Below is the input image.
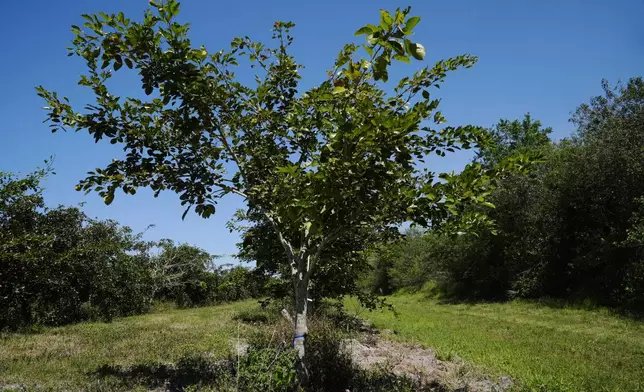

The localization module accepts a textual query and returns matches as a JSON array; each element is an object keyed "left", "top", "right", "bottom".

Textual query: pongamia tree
[{"left": 38, "top": 1, "right": 515, "bottom": 380}]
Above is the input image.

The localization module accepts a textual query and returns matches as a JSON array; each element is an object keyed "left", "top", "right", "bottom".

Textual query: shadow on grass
[
  {"left": 232, "top": 307, "right": 275, "bottom": 325},
  {"left": 91, "top": 355, "right": 234, "bottom": 391},
  {"left": 415, "top": 281, "right": 644, "bottom": 320},
  {"left": 90, "top": 352, "right": 450, "bottom": 392},
  {"left": 524, "top": 297, "right": 644, "bottom": 321},
  {"left": 89, "top": 304, "right": 455, "bottom": 392}
]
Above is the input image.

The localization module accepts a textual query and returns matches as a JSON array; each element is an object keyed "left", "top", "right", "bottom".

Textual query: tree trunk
[{"left": 293, "top": 276, "right": 310, "bottom": 385}]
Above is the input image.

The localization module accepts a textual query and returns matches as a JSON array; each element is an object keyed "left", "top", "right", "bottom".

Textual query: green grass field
[
  {"left": 346, "top": 293, "right": 644, "bottom": 392},
  {"left": 2, "top": 296, "right": 644, "bottom": 391},
  {"left": 0, "top": 300, "right": 259, "bottom": 390}
]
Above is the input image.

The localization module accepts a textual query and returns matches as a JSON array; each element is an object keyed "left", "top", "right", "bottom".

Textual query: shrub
[
  {"left": 0, "top": 174, "right": 158, "bottom": 330},
  {"left": 237, "top": 347, "right": 299, "bottom": 392},
  {"left": 0, "top": 168, "right": 271, "bottom": 331},
  {"left": 365, "top": 81, "right": 644, "bottom": 314}
]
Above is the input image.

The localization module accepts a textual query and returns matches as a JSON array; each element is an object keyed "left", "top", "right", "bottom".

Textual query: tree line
[
  {"left": 364, "top": 77, "right": 644, "bottom": 313},
  {"left": 0, "top": 167, "right": 266, "bottom": 331}
]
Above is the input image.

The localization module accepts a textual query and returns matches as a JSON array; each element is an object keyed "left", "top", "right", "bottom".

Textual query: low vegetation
[
  {"left": 347, "top": 292, "right": 644, "bottom": 391},
  {"left": 3, "top": 296, "right": 644, "bottom": 391},
  {"left": 0, "top": 301, "right": 261, "bottom": 389}
]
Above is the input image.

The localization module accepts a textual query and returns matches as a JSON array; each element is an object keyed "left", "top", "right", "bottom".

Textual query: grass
[
  {"left": 345, "top": 292, "right": 644, "bottom": 392},
  {"left": 3, "top": 296, "right": 644, "bottom": 391},
  {"left": 0, "top": 300, "right": 259, "bottom": 390}
]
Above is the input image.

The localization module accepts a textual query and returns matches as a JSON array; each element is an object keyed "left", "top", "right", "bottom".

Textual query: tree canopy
[{"left": 476, "top": 113, "right": 552, "bottom": 166}]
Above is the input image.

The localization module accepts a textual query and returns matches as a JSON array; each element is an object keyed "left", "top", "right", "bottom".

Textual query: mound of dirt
[{"left": 342, "top": 337, "right": 513, "bottom": 392}]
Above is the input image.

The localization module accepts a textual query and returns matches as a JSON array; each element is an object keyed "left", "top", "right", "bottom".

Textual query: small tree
[
  {"left": 38, "top": 1, "right": 510, "bottom": 380},
  {"left": 151, "top": 239, "right": 221, "bottom": 306}
]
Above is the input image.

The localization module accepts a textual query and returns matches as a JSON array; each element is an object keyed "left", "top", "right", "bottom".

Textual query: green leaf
[
  {"left": 410, "top": 43, "right": 425, "bottom": 60},
  {"left": 203, "top": 204, "right": 215, "bottom": 218},
  {"left": 114, "top": 61, "right": 123, "bottom": 71},
  {"left": 303, "top": 221, "right": 312, "bottom": 237},
  {"left": 389, "top": 40, "right": 405, "bottom": 56},
  {"left": 373, "top": 56, "right": 389, "bottom": 82},
  {"left": 277, "top": 166, "right": 297, "bottom": 174},
  {"left": 393, "top": 54, "right": 410, "bottom": 63},
  {"left": 367, "top": 32, "right": 380, "bottom": 46},
  {"left": 103, "top": 193, "right": 114, "bottom": 205},
  {"left": 404, "top": 16, "right": 421, "bottom": 33},
  {"left": 379, "top": 10, "right": 393, "bottom": 30},
  {"left": 391, "top": 27, "right": 405, "bottom": 39},
  {"left": 333, "top": 86, "right": 347, "bottom": 94},
  {"left": 404, "top": 39, "right": 414, "bottom": 55},
  {"left": 355, "top": 25, "right": 374, "bottom": 36}
]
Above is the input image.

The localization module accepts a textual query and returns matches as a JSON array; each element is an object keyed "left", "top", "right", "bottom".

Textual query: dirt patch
[{"left": 343, "top": 337, "right": 513, "bottom": 392}]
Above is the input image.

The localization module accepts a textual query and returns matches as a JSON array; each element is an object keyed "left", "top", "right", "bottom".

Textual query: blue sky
[{"left": 1, "top": 0, "right": 642, "bottom": 263}]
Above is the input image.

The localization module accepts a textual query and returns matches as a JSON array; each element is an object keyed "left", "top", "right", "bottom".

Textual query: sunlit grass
[
  {"left": 346, "top": 293, "right": 644, "bottom": 391},
  {"left": 3, "top": 295, "right": 644, "bottom": 391},
  {"left": 0, "top": 300, "right": 258, "bottom": 390}
]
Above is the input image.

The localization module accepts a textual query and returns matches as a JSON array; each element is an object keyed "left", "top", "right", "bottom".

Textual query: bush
[
  {"left": 0, "top": 168, "right": 269, "bottom": 331},
  {"left": 306, "top": 318, "right": 355, "bottom": 391},
  {"left": 367, "top": 231, "right": 504, "bottom": 301},
  {"left": 216, "top": 266, "right": 265, "bottom": 303},
  {"left": 237, "top": 347, "right": 299, "bottom": 392},
  {"left": 0, "top": 175, "right": 158, "bottom": 330}
]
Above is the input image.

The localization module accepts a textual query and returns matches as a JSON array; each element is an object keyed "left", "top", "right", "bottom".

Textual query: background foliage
[
  {"left": 365, "top": 78, "right": 644, "bottom": 312},
  {"left": 0, "top": 169, "right": 265, "bottom": 331}
]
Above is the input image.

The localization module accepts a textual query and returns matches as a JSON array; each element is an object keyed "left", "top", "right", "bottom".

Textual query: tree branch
[
  {"left": 304, "top": 229, "right": 344, "bottom": 281},
  {"left": 261, "top": 209, "right": 295, "bottom": 265},
  {"left": 212, "top": 180, "right": 248, "bottom": 199}
]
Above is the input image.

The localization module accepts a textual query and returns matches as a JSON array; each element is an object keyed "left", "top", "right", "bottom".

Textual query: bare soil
[{"left": 343, "top": 336, "right": 513, "bottom": 392}]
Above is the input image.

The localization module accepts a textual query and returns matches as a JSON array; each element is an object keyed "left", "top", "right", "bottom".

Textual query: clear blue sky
[{"left": 1, "top": 0, "right": 642, "bottom": 263}]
